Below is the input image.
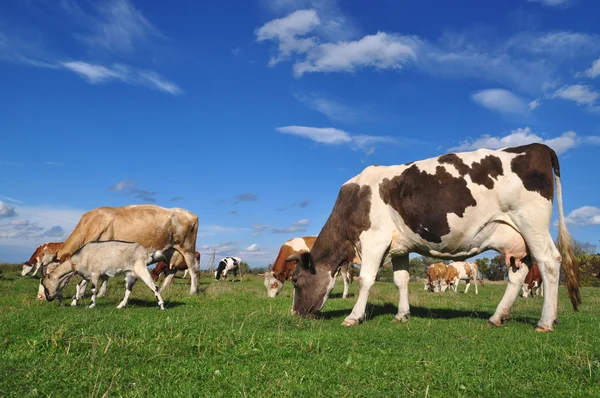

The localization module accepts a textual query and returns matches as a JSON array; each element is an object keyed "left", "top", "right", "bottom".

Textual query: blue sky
[{"left": 1, "top": 0, "right": 599, "bottom": 267}]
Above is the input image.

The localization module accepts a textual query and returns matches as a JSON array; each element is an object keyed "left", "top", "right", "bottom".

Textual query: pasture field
[{"left": 1, "top": 266, "right": 599, "bottom": 397}]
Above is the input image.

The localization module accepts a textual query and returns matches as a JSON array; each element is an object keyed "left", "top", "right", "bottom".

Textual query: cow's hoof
[
  {"left": 486, "top": 320, "right": 503, "bottom": 328},
  {"left": 535, "top": 325, "right": 554, "bottom": 332},
  {"left": 342, "top": 318, "right": 359, "bottom": 327},
  {"left": 88, "top": 304, "right": 95, "bottom": 309},
  {"left": 393, "top": 314, "right": 410, "bottom": 323},
  {"left": 70, "top": 301, "right": 77, "bottom": 307}
]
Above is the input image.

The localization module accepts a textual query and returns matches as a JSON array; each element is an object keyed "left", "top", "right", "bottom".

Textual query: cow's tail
[{"left": 550, "top": 147, "right": 581, "bottom": 311}]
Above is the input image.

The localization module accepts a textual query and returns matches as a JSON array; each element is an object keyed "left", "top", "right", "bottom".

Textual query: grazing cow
[
  {"left": 522, "top": 262, "right": 543, "bottom": 298},
  {"left": 215, "top": 257, "right": 242, "bottom": 281},
  {"left": 22, "top": 242, "right": 64, "bottom": 277},
  {"left": 150, "top": 251, "right": 201, "bottom": 293},
  {"left": 41, "top": 240, "right": 166, "bottom": 309},
  {"left": 425, "top": 262, "right": 448, "bottom": 292},
  {"left": 265, "top": 236, "right": 358, "bottom": 298},
  {"left": 444, "top": 262, "right": 482, "bottom": 295},
  {"left": 41, "top": 204, "right": 200, "bottom": 295},
  {"left": 288, "top": 143, "right": 580, "bottom": 332}
]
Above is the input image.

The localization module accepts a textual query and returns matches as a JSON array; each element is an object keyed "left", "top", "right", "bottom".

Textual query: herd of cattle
[{"left": 17, "top": 143, "right": 581, "bottom": 332}]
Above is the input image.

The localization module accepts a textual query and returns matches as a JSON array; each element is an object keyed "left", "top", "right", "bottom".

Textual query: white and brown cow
[
  {"left": 522, "top": 262, "right": 543, "bottom": 298},
  {"left": 265, "top": 236, "right": 358, "bottom": 298},
  {"left": 288, "top": 143, "right": 580, "bottom": 332},
  {"left": 425, "top": 262, "right": 448, "bottom": 292},
  {"left": 22, "top": 242, "right": 64, "bottom": 278},
  {"left": 443, "top": 261, "right": 482, "bottom": 295},
  {"left": 41, "top": 204, "right": 200, "bottom": 295}
]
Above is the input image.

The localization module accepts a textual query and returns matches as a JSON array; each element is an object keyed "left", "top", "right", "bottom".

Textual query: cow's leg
[
  {"left": 182, "top": 251, "right": 199, "bottom": 295},
  {"left": 341, "top": 265, "right": 351, "bottom": 299},
  {"left": 32, "top": 263, "right": 42, "bottom": 277},
  {"left": 117, "top": 274, "right": 137, "bottom": 309},
  {"left": 474, "top": 276, "right": 479, "bottom": 295},
  {"left": 159, "top": 271, "right": 176, "bottom": 294},
  {"left": 71, "top": 279, "right": 88, "bottom": 306},
  {"left": 464, "top": 278, "right": 471, "bottom": 294},
  {"left": 488, "top": 264, "right": 529, "bottom": 327},
  {"left": 540, "top": 282, "right": 544, "bottom": 298},
  {"left": 37, "top": 281, "right": 47, "bottom": 300},
  {"left": 342, "top": 233, "right": 389, "bottom": 327},
  {"left": 522, "top": 283, "right": 530, "bottom": 298},
  {"left": 88, "top": 274, "right": 100, "bottom": 309},
  {"left": 134, "top": 261, "right": 165, "bottom": 310},
  {"left": 97, "top": 276, "right": 108, "bottom": 298},
  {"left": 391, "top": 255, "right": 410, "bottom": 323},
  {"left": 183, "top": 269, "right": 189, "bottom": 279}
]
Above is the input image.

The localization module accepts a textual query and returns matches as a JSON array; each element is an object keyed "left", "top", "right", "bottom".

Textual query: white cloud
[
  {"left": 293, "top": 93, "right": 362, "bottom": 123},
  {"left": 449, "top": 127, "right": 580, "bottom": 155},
  {"left": 108, "top": 180, "right": 157, "bottom": 202},
  {"left": 472, "top": 89, "right": 529, "bottom": 115},
  {"left": 551, "top": 84, "right": 599, "bottom": 106},
  {"left": 0, "top": 201, "right": 17, "bottom": 218},
  {"left": 527, "top": 0, "right": 572, "bottom": 7},
  {"left": 276, "top": 125, "right": 395, "bottom": 155},
  {"left": 78, "top": 0, "right": 164, "bottom": 54},
  {"left": 1, "top": 196, "right": 22, "bottom": 204},
  {"left": 60, "top": 61, "right": 182, "bottom": 95},
  {"left": 564, "top": 206, "right": 600, "bottom": 226},
  {"left": 109, "top": 180, "right": 136, "bottom": 191},
  {"left": 529, "top": 98, "right": 542, "bottom": 111},
  {"left": 582, "top": 58, "right": 600, "bottom": 79},
  {"left": 294, "top": 219, "right": 310, "bottom": 226},
  {"left": 272, "top": 219, "right": 311, "bottom": 234},
  {"left": 245, "top": 244, "right": 261, "bottom": 252}
]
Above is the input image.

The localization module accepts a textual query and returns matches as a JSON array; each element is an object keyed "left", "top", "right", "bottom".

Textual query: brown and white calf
[
  {"left": 443, "top": 261, "right": 482, "bottom": 295},
  {"left": 41, "top": 240, "right": 166, "bottom": 310},
  {"left": 288, "top": 143, "right": 580, "bottom": 332},
  {"left": 150, "top": 251, "right": 201, "bottom": 293},
  {"left": 425, "top": 262, "right": 448, "bottom": 292},
  {"left": 522, "top": 262, "right": 543, "bottom": 298},
  {"left": 264, "top": 236, "right": 358, "bottom": 298}
]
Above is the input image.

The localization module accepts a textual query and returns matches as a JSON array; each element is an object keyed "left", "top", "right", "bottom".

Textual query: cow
[
  {"left": 215, "top": 257, "right": 242, "bottom": 281},
  {"left": 265, "top": 236, "right": 358, "bottom": 298},
  {"left": 150, "top": 251, "right": 201, "bottom": 293},
  {"left": 41, "top": 240, "right": 166, "bottom": 309},
  {"left": 522, "top": 262, "right": 543, "bottom": 298},
  {"left": 40, "top": 204, "right": 200, "bottom": 295},
  {"left": 287, "top": 143, "right": 580, "bottom": 332},
  {"left": 425, "top": 262, "right": 448, "bottom": 292},
  {"left": 22, "top": 242, "right": 64, "bottom": 278},
  {"left": 443, "top": 261, "right": 482, "bottom": 294}
]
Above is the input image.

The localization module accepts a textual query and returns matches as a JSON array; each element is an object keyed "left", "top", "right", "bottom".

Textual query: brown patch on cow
[
  {"left": 464, "top": 263, "right": 472, "bottom": 277},
  {"left": 26, "top": 242, "right": 64, "bottom": 265},
  {"left": 469, "top": 155, "right": 503, "bottom": 189},
  {"left": 379, "top": 165, "right": 477, "bottom": 243},
  {"left": 446, "top": 264, "right": 459, "bottom": 284},
  {"left": 59, "top": 253, "right": 72, "bottom": 263},
  {"left": 271, "top": 237, "right": 317, "bottom": 282},
  {"left": 438, "top": 154, "right": 469, "bottom": 176},
  {"left": 311, "top": 184, "right": 372, "bottom": 270},
  {"left": 503, "top": 144, "right": 556, "bottom": 200}
]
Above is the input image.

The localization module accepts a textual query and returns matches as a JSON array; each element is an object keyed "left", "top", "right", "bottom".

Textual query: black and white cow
[
  {"left": 287, "top": 143, "right": 580, "bottom": 332},
  {"left": 214, "top": 257, "right": 242, "bottom": 281}
]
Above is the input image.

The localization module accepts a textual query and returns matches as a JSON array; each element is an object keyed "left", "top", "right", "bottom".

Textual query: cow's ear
[
  {"left": 298, "top": 252, "right": 313, "bottom": 270},
  {"left": 59, "top": 253, "right": 71, "bottom": 263}
]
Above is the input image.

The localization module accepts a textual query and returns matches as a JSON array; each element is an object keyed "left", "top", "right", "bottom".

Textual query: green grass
[{"left": 1, "top": 267, "right": 599, "bottom": 397}]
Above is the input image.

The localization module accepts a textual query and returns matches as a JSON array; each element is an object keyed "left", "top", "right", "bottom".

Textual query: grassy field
[{"left": 1, "top": 265, "right": 599, "bottom": 397}]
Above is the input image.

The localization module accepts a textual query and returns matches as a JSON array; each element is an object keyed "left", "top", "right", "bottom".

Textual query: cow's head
[
  {"left": 21, "top": 262, "right": 34, "bottom": 276},
  {"left": 288, "top": 252, "right": 339, "bottom": 317},
  {"left": 214, "top": 261, "right": 226, "bottom": 280},
  {"left": 40, "top": 259, "right": 74, "bottom": 302},
  {"left": 264, "top": 271, "right": 284, "bottom": 298}
]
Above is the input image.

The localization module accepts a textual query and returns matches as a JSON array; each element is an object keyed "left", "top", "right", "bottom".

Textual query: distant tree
[
  {"left": 409, "top": 257, "right": 427, "bottom": 279},
  {"left": 475, "top": 258, "right": 490, "bottom": 279},
  {"left": 485, "top": 255, "right": 507, "bottom": 281},
  {"left": 239, "top": 261, "right": 250, "bottom": 276}
]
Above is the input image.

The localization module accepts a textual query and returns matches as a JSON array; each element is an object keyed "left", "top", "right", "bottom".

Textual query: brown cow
[
  {"left": 522, "top": 262, "right": 543, "bottom": 298},
  {"left": 264, "top": 236, "right": 358, "bottom": 298},
  {"left": 41, "top": 204, "right": 200, "bottom": 295},
  {"left": 150, "top": 251, "right": 201, "bottom": 293},
  {"left": 22, "top": 242, "right": 64, "bottom": 278},
  {"left": 444, "top": 262, "right": 482, "bottom": 294},
  {"left": 425, "top": 262, "right": 448, "bottom": 292}
]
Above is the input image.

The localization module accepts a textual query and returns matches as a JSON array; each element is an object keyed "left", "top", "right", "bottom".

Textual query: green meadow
[{"left": 1, "top": 265, "right": 599, "bottom": 397}]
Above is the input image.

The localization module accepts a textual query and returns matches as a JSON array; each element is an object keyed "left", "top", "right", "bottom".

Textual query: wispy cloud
[
  {"left": 449, "top": 127, "right": 587, "bottom": 155},
  {"left": 273, "top": 219, "right": 310, "bottom": 233},
  {"left": 108, "top": 180, "right": 157, "bottom": 202},
  {"left": 76, "top": 0, "right": 164, "bottom": 54},
  {"left": 234, "top": 193, "right": 258, "bottom": 204},
  {"left": 169, "top": 196, "right": 183, "bottom": 202},
  {"left": 472, "top": 89, "right": 530, "bottom": 115},
  {"left": 1, "top": 196, "right": 22, "bottom": 204},
  {"left": 563, "top": 206, "right": 600, "bottom": 226},
  {"left": 0, "top": 201, "right": 17, "bottom": 218},
  {"left": 60, "top": 61, "right": 182, "bottom": 95},
  {"left": 550, "top": 84, "right": 599, "bottom": 107},
  {"left": 276, "top": 125, "right": 397, "bottom": 155},
  {"left": 527, "top": 0, "right": 572, "bottom": 7},
  {"left": 581, "top": 58, "right": 600, "bottom": 79}
]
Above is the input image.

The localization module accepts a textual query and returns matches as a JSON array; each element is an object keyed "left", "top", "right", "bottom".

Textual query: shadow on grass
[
  {"left": 119, "top": 298, "right": 187, "bottom": 309},
  {"left": 329, "top": 293, "right": 355, "bottom": 299},
  {"left": 320, "top": 303, "right": 539, "bottom": 326}
]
